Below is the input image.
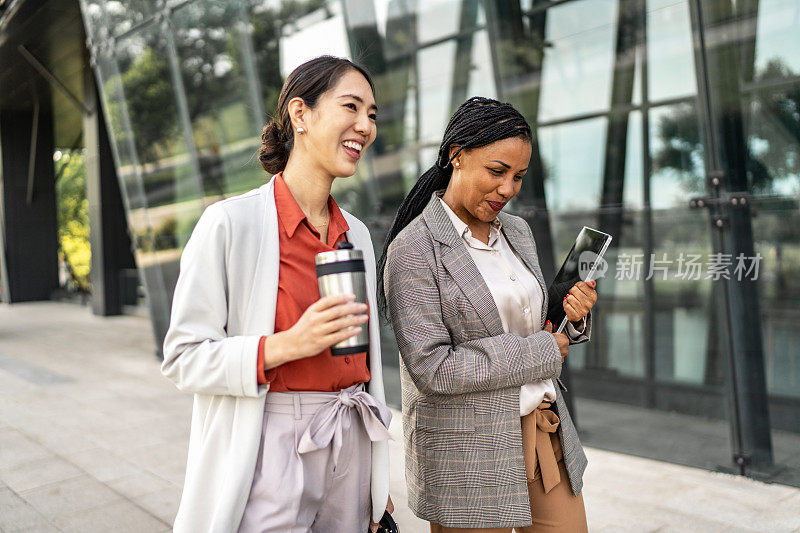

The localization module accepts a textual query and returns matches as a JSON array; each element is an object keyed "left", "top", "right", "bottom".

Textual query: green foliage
[
  {"left": 653, "top": 58, "right": 800, "bottom": 197},
  {"left": 119, "top": 48, "right": 177, "bottom": 161},
  {"left": 55, "top": 151, "right": 91, "bottom": 292}
]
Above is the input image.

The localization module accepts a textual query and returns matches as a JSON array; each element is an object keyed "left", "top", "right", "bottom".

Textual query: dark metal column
[
  {"left": 83, "top": 67, "right": 137, "bottom": 316},
  {"left": 688, "top": 0, "right": 773, "bottom": 472},
  {"left": 0, "top": 108, "right": 59, "bottom": 302}
]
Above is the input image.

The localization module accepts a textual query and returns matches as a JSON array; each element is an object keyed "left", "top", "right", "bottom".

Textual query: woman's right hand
[
  {"left": 263, "top": 294, "right": 368, "bottom": 369},
  {"left": 544, "top": 320, "right": 569, "bottom": 360}
]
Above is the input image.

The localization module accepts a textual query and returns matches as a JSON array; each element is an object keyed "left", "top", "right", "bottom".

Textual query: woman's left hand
[
  {"left": 369, "top": 494, "right": 394, "bottom": 532},
  {"left": 564, "top": 280, "right": 597, "bottom": 323}
]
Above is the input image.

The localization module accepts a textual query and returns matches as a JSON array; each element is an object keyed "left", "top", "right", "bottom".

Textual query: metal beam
[
  {"left": 17, "top": 45, "right": 92, "bottom": 115},
  {"left": 25, "top": 101, "right": 38, "bottom": 206}
]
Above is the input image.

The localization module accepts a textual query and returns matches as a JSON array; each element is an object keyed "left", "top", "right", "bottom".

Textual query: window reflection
[
  {"left": 754, "top": 0, "right": 800, "bottom": 80},
  {"left": 280, "top": 3, "right": 351, "bottom": 76},
  {"left": 540, "top": 118, "right": 607, "bottom": 212},
  {"left": 538, "top": 0, "right": 617, "bottom": 122},
  {"left": 651, "top": 209, "right": 720, "bottom": 386},
  {"left": 646, "top": 0, "right": 697, "bottom": 102},
  {"left": 745, "top": 81, "right": 800, "bottom": 399},
  {"left": 417, "top": 0, "right": 462, "bottom": 43},
  {"left": 649, "top": 102, "right": 704, "bottom": 209},
  {"left": 172, "top": 1, "right": 265, "bottom": 201}
]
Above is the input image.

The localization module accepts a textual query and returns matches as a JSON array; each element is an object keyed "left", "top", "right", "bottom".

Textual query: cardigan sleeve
[
  {"left": 161, "top": 203, "right": 263, "bottom": 397},
  {"left": 384, "top": 231, "right": 563, "bottom": 397}
]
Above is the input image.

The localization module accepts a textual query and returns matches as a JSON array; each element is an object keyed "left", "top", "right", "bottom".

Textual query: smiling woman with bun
[
  {"left": 379, "top": 97, "right": 597, "bottom": 532},
  {"left": 162, "top": 55, "right": 393, "bottom": 533}
]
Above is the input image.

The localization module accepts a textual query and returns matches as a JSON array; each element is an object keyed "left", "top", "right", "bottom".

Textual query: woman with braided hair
[
  {"left": 162, "top": 56, "right": 393, "bottom": 532},
  {"left": 379, "top": 97, "right": 596, "bottom": 532}
]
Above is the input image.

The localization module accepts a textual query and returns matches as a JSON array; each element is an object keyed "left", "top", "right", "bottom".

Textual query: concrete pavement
[{"left": 0, "top": 302, "right": 798, "bottom": 532}]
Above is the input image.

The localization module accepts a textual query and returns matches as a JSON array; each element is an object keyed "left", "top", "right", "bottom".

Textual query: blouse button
[
  {"left": 345, "top": 357, "right": 351, "bottom": 364},
  {"left": 510, "top": 274, "right": 517, "bottom": 281},
  {"left": 523, "top": 307, "right": 530, "bottom": 314}
]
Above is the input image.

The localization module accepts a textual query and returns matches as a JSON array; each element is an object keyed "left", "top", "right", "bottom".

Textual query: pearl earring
[
  {"left": 297, "top": 127, "right": 304, "bottom": 134},
  {"left": 454, "top": 162, "right": 460, "bottom": 167}
]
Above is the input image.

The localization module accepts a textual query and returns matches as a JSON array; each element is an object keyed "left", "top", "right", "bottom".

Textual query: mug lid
[{"left": 315, "top": 247, "right": 363, "bottom": 266}]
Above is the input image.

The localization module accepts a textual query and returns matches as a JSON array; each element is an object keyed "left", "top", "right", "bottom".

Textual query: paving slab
[
  {"left": 0, "top": 485, "right": 56, "bottom": 532},
  {"left": 18, "top": 475, "right": 122, "bottom": 519},
  {"left": 51, "top": 499, "right": 168, "bottom": 533}
]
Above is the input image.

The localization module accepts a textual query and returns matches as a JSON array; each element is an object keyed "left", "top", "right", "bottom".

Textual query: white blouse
[{"left": 439, "top": 197, "right": 582, "bottom": 416}]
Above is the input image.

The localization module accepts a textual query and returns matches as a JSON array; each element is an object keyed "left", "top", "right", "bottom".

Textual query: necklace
[{"left": 309, "top": 211, "right": 330, "bottom": 228}]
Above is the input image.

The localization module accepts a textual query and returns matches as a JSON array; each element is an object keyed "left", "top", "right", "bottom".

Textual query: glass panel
[
  {"left": 114, "top": 22, "right": 203, "bottom": 249},
  {"left": 746, "top": 88, "right": 800, "bottom": 400},
  {"left": 746, "top": 91, "right": 800, "bottom": 197},
  {"left": 249, "top": 1, "right": 332, "bottom": 121},
  {"left": 171, "top": 1, "right": 265, "bottom": 201},
  {"left": 93, "top": 52, "right": 145, "bottom": 212},
  {"left": 648, "top": 101, "right": 720, "bottom": 386},
  {"left": 539, "top": 118, "right": 607, "bottom": 212},
  {"left": 278, "top": 2, "right": 351, "bottom": 77},
  {"left": 93, "top": 47, "right": 160, "bottom": 311},
  {"left": 538, "top": 0, "right": 617, "bottom": 122},
  {"left": 625, "top": 111, "right": 645, "bottom": 209},
  {"left": 467, "top": 29, "right": 497, "bottom": 99},
  {"left": 649, "top": 102, "right": 705, "bottom": 209},
  {"left": 753, "top": 0, "right": 800, "bottom": 81},
  {"left": 753, "top": 202, "right": 800, "bottom": 399},
  {"left": 417, "top": 0, "right": 462, "bottom": 43},
  {"left": 650, "top": 210, "right": 720, "bottom": 386},
  {"left": 646, "top": 0, "right": 697, "bottom": 102},
  {"left": 418, "top": 41, "right": 457, "bottom": 144}
]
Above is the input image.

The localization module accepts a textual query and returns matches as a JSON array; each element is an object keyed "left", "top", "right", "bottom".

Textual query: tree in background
[{"left": 55, "top": 150, "right": 91, "bottom": 293}]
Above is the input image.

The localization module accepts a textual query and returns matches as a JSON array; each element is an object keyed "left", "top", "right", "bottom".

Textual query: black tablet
[{"left": 545, "top": 226, "right": 612, "bottom": 333}]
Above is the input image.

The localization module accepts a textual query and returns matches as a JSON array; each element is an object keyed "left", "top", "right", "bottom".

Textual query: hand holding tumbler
[{"left": 315, "top": 242, "right": 370, "bottom": 355}]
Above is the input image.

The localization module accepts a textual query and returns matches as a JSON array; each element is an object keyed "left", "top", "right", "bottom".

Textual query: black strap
[{"left": 315, "top": 259, "right": 365, "bottom": 277}]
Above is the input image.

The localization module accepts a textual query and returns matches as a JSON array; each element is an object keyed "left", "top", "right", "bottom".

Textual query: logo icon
[{"left": 578, "top": 251, "right": 608, "bottom": 281}]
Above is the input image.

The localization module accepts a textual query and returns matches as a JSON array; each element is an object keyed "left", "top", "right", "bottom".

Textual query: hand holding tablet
[{"left": 545, "top": 226, "right": 612, "bottom": 334}]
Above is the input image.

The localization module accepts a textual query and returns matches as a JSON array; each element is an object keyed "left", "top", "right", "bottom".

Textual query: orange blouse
[{"left": 256, "top": 173, "right": 370, "bottom": 391}]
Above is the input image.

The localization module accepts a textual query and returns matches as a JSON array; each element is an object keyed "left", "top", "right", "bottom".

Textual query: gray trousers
[{"left": 238, "top": 384, "right": 391, "bottom": 533}]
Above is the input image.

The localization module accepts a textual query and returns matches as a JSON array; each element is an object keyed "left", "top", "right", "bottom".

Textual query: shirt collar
[
  {"left": 437, "top": 195, "right": 502, "bottom": 247},
  {"left": 275, "top": 172, "right": 349, "bottom": 242}
]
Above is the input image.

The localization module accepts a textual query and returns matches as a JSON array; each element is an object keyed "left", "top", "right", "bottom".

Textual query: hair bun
[{"left": 259, "top": 118, "right": 290, "bottom": 174}]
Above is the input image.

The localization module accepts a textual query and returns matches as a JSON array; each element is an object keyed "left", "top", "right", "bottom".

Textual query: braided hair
[{"left": 376, "top": 96, "right": 532, "bottom": 317}]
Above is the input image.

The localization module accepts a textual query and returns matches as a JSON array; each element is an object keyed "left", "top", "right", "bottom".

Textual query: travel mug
[{"left": 315, "top": 242, "right": 369, "bottom": 355}]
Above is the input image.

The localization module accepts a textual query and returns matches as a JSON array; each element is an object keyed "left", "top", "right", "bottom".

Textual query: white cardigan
[{"left": 162, "top": 176, "right": 390, "bottom": 532}]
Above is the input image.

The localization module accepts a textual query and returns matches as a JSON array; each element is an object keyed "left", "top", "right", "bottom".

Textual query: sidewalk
[{"left": 0, "top": 302, "right": 798, "bottom": 532}]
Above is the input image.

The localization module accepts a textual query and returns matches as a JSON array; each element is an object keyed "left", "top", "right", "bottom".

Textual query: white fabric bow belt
[{"left": 296, "top": 385, "right": 393, "bottom": 465}]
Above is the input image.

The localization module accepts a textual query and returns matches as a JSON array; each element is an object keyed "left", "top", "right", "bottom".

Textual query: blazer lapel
[
  {"left": 423, "top": 195, "right": 505, "bottom": 337},
  {"left": 499, "top": 214, "right": 549, "bottom": 327}
]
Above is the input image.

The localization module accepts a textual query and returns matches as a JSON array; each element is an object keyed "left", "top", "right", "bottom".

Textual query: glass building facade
[{"left": 76, "top": 0, "right": 799, "bottom": 481}]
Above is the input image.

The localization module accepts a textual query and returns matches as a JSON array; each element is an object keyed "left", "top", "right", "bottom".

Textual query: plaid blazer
[{"left": 384, "top": 194, "right": 589, "bottom": 529}]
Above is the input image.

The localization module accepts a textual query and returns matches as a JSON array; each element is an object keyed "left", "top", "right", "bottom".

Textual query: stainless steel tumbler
[{"left": 315, "top": 242, "right": 369, "bottom": 356}]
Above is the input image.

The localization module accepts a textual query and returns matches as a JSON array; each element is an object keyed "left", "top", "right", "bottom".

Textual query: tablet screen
[{"left": 546, "top": 226, "right": 612, "bottom": 329}]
